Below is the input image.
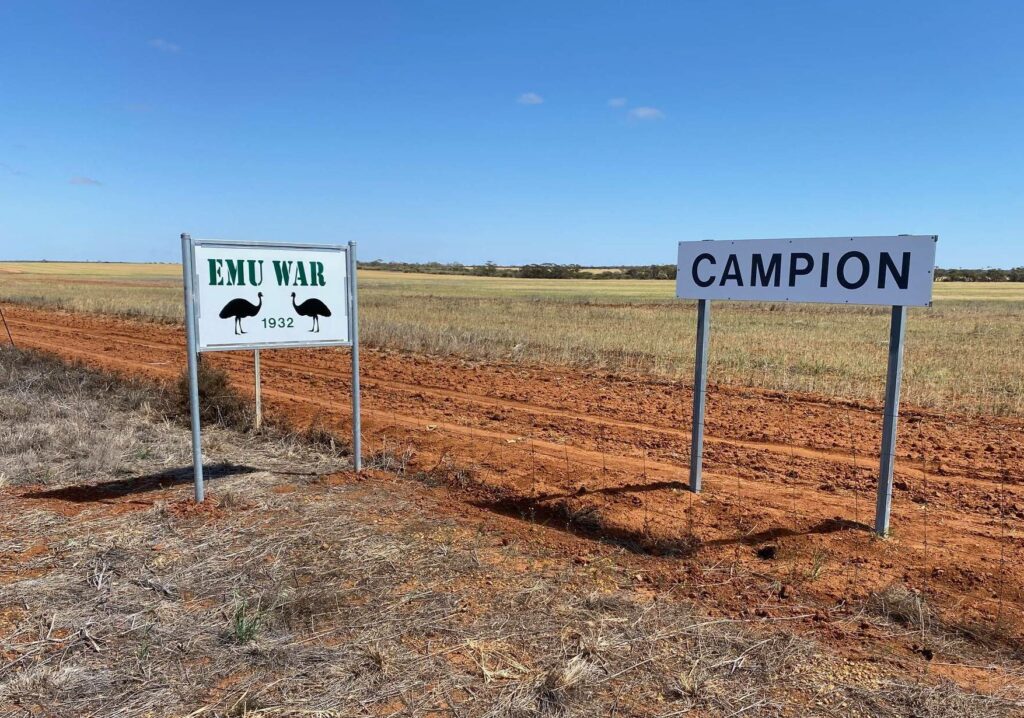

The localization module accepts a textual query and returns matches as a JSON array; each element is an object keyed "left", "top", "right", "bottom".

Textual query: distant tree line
[
  {"left": 361, "top": 260, "right": 1023, "bottom": 282},
  {"left": 361, "top": 260, "right": 680, "bottom": 280},
  {"left": 935, "top": 267, "right": 1024, "bottom": 282},
  {"left": 612, "top": 265, "right": 678, "bottom": 280},
  {"left": 359, "top": 260, "right": 490, "bottom": 276},
  {"left": 517, "top": 263, "right": 584, "bottom": 278}
]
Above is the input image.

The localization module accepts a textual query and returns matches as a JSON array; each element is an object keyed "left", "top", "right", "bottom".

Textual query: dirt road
[{"left": 5, "top": 304, "right": 1024, "bottom": 639}]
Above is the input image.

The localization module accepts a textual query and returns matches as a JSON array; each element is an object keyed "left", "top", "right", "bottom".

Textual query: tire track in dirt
[
  {"left": 9, "top": 311, "right": 1024, "bottom": 532},
  {"left": 6, "top": 313, "right": 1013, "bottom": 485},
  {"left": 2, "top": 333, "right": 789, "bottom": 498},
  {"left": 21, "top": 330, "right": 1012, "bottom": 544},
  {"left": 10, "top": 308, "right": 1024, "bottom": 534}
]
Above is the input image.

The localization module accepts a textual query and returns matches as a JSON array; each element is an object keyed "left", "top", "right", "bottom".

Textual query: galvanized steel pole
[
  {"left": 253, "top": 349, "right": 262, "bottom": 430},
  {"left": 689, "top": 299, "right": 711, "bottom": 493},
  {"left": 348, "top": 242, "right": 362, "bottom": 471},
  {"left": 875, "top": 305, "right": 907, "bottom": 536},
  {"left": 180, "top": 233, "right": 205, "bottom": 502}
]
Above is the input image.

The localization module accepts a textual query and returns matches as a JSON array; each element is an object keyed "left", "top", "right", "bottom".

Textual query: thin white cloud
[
  {"left": 517, "top": 92, "right": 544, "bottom": 105},
  {"left": 608, "top": 97, "right": 627, "bottom": 108},
  {"left": 149, "top": 38, "right": 180, "bottom": 53},
  {"left": 70, "top": 176, "right": 102, "bottom": 186},
  {"left": 628, "top": 106, "right": 665, "bottom": 120},
  {"left": 1, "top": 162, "right": 26, "bottom": 177}
]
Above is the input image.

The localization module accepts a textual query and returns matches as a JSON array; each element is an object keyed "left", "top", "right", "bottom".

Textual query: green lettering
[
  {"left": 247, "top": 260, "right": 264, "bottom": 286},
  {"left": 310, "top": 261, "right": 325, "bottom": 286},
  {"left": 295, "top": 262, "right": 308, "bottom": 286},
  {"left": 225, "top": 259, "right": 245, "bottom": 286},
  {"left": 272, "top": 260, "right": 293, "bottom": 286},
  {"left": 208, "top": 259, "right": 223, "bottom": 286}
]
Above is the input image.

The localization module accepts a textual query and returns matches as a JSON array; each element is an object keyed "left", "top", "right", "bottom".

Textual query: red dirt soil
[{"left": 5, "top": 304, "right": 1024, "bottom": 645}]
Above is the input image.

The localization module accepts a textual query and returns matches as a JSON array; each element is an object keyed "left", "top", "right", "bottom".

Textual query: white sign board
[
  {"left": 191, "top": 240, "right": 352, "bottom": 351},
  {"left": 676, "top": 236, "right": 937, "bottom": 306}
]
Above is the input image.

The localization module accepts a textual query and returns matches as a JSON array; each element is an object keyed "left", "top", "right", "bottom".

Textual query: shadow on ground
[
  {"left": 22, "top": 463, "right": 259, "bottom": 503},
  {"left": 474, "top": 489, "right": 867, "bottom": 559}
]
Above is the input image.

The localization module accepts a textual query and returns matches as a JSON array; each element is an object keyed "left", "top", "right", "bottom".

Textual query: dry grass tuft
[
  {"left": 0, "top": 347, "right": 170, "bottom": 486},
  {"left": 853, "top": 679, "right": 1017, "bottom": 718},
  {"left": 868, "top": 585, "right": 933, "bottom": 630},
  {"left": 488, "top": 655, "right": 602, "bottom": 718},
  {"left": 174, "top": 361, "right": 252, "bottom": 430}
]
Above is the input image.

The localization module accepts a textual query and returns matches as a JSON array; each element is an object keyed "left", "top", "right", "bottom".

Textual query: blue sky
[{"left": 1, "top": 1, "right": 1022, "bottom": 267}]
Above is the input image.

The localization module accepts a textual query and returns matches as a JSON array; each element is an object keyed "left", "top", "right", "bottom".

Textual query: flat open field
[
  {"left": 3, "top": 302, "right": 1024, "bottom": 644},
  {"left": 1, "top": 261, "right": 1023, "bottom": 414},
  {"left": 3, "top": 264, "right": 1024, "bottom": 711}
]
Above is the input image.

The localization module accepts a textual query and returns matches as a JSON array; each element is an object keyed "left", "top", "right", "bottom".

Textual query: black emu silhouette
[
  {"left": 219, "top": 292, "right": 262, "bottom": 335},
  {"left": 291, "top": 292, "right": 331, "bottom": 332}
]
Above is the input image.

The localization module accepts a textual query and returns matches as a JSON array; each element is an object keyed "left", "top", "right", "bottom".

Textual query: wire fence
[
  {"left": 197, "top": 344, "right": 1024, "bottom": 645},
  {"left": 324, "top": 372, "right": 1024, "bottom": 645},
  {"left": 8, "top": 302, "right": 1021, "bottom": 647}
]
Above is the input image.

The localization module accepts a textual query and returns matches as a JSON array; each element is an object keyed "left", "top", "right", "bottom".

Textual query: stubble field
[{"left": 1, "top": 261, "right": 1023, "bottom": 414}]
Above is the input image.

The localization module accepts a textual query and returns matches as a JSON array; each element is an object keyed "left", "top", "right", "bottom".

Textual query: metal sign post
[
  {"left": 180, "top": 233, "right": 362, "bottom": 501},
  {"left": 253, "top": 349, "right": 262, "bottom": 430},
  {"left": 181, "top": 233, "right": 205, "bottom": 502},
  {"left": 676, "top": 236, "right": 937, "bottom": 537},
  {"left": 689, "top": 299, "right": 710, "bottom": 492},
  {"left": 347, "top": 242, "right": 362, "bottom": 471},
  {"left": 875, "top": 305, "right": 907, "bottom": 536}
]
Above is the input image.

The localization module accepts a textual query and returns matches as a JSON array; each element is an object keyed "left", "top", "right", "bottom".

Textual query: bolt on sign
[
  {"left": 676, "top": 236, "right": 937, "bottom": 537},
  {"left": 180, "top": 235, "right": 362, "bottom": 502}
]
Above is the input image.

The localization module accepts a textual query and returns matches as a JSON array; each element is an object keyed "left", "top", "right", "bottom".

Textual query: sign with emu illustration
[
  {"left": 191, "top": 240, "right": 352, "bottom": 351},
  {"left": 676, "top": 236, "right": 937, "bottom": 306}
]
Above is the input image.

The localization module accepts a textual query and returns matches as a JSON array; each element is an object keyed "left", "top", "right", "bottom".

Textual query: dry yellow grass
[{"left": 1, "top": 261, "right": 1022, "bottom": 415}]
